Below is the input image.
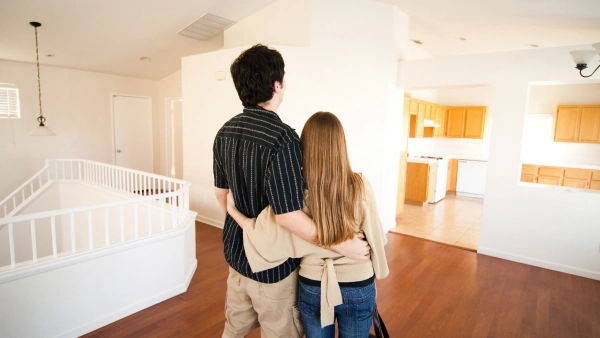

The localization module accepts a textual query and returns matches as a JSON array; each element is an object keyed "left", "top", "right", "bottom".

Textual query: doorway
[
  {"left": 165, "top": 97, "right": 183, "bottom": 179},
  {"left": 112, "top": 95, "right": 153, "bottom": 173}
]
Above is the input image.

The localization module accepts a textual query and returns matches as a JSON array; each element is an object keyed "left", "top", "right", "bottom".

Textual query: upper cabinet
[
  {"left": 554, "top": 105, "right": 600, "bottom": 144},
  {"left": 406, "top": 95, "right": 487, "bottom": 140},
  {"left": 444, "top": 106, "right": 487, "bottom": 139}
]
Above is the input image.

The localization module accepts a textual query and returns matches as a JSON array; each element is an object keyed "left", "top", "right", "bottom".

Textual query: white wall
[
  {"left": 223, "top": 0, "right": 312, "bottom": 49},
  {"left": 522, "top": 83, "right": 600, "bottom": 166},
  {"left": 408, "top": 85, "right": 495, "bottom": 160},
  {"left": 0, "top": 60, "right": 161, "bottom": 200},
  {"left": 157, "top": 70, "right": 183, "bottom": 176},
  {"left": 400, "top": 45, "right": 600, "bottom": 280},
  {"left": 183, "top": 0, "right": 406, "bottom": 230}
]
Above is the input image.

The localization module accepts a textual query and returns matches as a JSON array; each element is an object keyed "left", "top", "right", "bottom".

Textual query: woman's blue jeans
[{"left": 298, "top": 280, "right": 376, "bottom": 338}]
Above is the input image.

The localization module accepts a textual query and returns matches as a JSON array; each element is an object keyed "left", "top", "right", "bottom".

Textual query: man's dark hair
[{"left": 230, "top": 44, "right": 285, "bottom": 107}]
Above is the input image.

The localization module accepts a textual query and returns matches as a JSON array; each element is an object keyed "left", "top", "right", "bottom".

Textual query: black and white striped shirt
[{"left": 213, "top": 106, "right": 304, "bottom": 283}]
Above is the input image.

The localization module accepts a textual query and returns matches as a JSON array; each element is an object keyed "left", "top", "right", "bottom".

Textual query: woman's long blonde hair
[{"left": 301, "top": 112, "right": 364, "bottom": 247}]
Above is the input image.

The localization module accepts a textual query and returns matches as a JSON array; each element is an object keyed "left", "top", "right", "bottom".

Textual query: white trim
[
  {"left": 110, "top": 94, "right": 154, "bottom": 172},
  {"left": 477, "top": 246, "right": 600, "bottom": 281},
  {"left": 456, "top": 192, "right": 484, "bottom": 199},
  {"left": 50, "top": 259, "right": 197, "bottom": 338},
  {"left": 195, "top": 213, "right": 224, "bottom": 228}
]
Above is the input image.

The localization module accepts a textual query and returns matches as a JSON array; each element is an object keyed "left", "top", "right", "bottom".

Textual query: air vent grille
[{"left": 178, "top": 13, "right": 236, "bottom": 41}]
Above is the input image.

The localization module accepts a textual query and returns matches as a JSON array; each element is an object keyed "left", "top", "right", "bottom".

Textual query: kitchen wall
[
  {"left": 182, "top": 0, "right": 406, "bottom": 230},
  {"left": 521, "top": 83, "right": 600, "bottom": 166},
  {"left": 0, "top": 60, "right": 161, "bottom": 201},
  {"left": 407, "top": 85, "right": 495, "bottom": 160},
  {"left": 400, "top": 45, "right": 600, "bottom": 280}
]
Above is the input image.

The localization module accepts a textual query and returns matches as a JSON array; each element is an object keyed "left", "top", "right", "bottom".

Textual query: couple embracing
[{"left": 213, "top": 44, "right": 389, "bottom": 338}]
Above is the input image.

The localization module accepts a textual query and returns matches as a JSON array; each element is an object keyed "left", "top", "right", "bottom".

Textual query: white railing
[{"left": 0, "top": 159, "right": 191, "bottom": 271}]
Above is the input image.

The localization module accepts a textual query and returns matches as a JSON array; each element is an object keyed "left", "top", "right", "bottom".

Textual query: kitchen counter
[{"left": 409, "top": 154, "right": 488, "bottom": 162}]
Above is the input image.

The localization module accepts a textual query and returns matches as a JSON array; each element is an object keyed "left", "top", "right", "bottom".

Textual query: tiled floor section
[{"left": 390, "top": 194, "right": 483, "bottom": 250}]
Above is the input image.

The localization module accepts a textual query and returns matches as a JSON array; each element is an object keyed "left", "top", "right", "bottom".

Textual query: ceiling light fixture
[
  {"left": 29, "top": 22, "right": 55, "bottom": 136},
  {"left": 569, "top": 42, "right": 600, "bottom": 78}
]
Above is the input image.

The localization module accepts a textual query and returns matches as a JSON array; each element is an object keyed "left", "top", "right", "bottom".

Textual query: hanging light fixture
[
  {"left": 29, "top": 21, "right": 55, "bottom": 136},
  {"left": 569, "top": 42, "right": 600, "bottom": 78}
]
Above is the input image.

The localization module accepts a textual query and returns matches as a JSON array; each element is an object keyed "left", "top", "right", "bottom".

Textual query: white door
[{"left": 113, "top": 96, "right": 153, "bottom": 172}]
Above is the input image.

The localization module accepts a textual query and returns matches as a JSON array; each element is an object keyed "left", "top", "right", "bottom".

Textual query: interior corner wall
[
  {"left": 183, "top": 0, "right": 406, "bottom": 230},
  {"left": 223, "top": 0, "right": 312, "bottom": 49},
  {"left": 157, "top": 70, "right": 183, "bottom": 176},
  {"left": 0, "top": 60, "right": 160, "bottom": 200},
  {"left": 399, "top": 46, "right": 600, "bottom": 280}
]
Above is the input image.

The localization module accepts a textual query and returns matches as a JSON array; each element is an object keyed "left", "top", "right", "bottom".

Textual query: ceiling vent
[{"left": 178, "top": 13, "right": 236, "bottom": 41}]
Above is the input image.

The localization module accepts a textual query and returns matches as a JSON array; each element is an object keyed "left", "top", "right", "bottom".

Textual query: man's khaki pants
[{"left": 224, "top": 267, "right": 304, "bottom": 338}]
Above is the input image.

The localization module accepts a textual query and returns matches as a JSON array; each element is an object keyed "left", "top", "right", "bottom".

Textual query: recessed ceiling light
[
  {"left": 139, "top": 56, "right": 151, "bottom": 61},
  {"left": 411, "top": 39, "right": 423, "bottom": 45},
  {"left": 46, "top": 54, "right": 55, "bottom": 57},
  {"left": 530, "top": 44, "right": 539, "bottom": 48},
  {"left": 459, "top": 37, "right": 467, "bottom": 41}
]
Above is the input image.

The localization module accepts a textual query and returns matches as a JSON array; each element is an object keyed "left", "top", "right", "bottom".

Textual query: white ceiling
[
  {"left": 0, "top": 0, "right": 276, "bottom": 80},
  {"left": 383, "top": 0, "right": 600, "bottom": 59},
  {"left": 2, "top": 0, "right": 599, "bottom": 80}
]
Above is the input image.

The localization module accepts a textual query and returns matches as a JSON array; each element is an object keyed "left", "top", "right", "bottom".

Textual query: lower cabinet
[{"left": 521, "top": 164, "right": 600, "bottom": 191}]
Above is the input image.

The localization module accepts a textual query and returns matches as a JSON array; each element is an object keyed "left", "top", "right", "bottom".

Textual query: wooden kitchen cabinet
[
  {"left": 579, "top": 107, "right": 600, "bottom": 143},
  {"left": 444, "top": 106, "right": 487, "bottom": 139},
  {"left": 425, "top": 104, "right": 433, "bottom": 120},
  {"left": 409, "top": 100, "right": 419, "bottom": 115},
  {"left": 521, "top": 164, "right": 600, "bottom": 191},
  {"left": 434, "top": 105, "right": 446, "bottom": 138},
  {"left": 445, "top": 108, "right": 465, "bottom": 138},
  {"left": 405, "top": 162, "right": 437, "bottom": 206},
  {"left": 554, "top": 105, "right": 600, "bottom": 144},
  {"left": 464, "top": 108, "right": 487, "bottom": 139},
  {"left": 447, "top": 159, "right": 458, "bottom": 192}
]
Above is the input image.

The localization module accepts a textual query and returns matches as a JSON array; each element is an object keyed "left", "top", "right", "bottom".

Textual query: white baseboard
[
  {"left": 477, "top": 246, "right": 600, "bottom": 281},
  {"left": 55, "top": 260, "right": 198, "bottom": 338},
  {"left": 195, "top": 213, "right": 224, "bottom": 229}
]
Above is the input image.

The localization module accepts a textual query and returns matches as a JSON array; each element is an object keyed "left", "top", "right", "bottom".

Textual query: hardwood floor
[{"left": 84, "top": 222, "right": 600, "bottom": 338}]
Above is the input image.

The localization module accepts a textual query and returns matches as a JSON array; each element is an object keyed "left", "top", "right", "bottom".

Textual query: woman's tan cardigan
[{"left": 242, "top": 175, "right": 389, "bottom": 327}]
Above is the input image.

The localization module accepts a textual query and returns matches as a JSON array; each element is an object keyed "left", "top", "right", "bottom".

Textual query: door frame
[
  {"left": 164, "top": 97, "right": 181, "bottom": 178},
  {"left": 109, "top": 93, "right": 154, "bottom": 171}
]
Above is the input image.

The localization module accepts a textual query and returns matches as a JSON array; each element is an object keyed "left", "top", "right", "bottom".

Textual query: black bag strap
[{"left": 370, "top": 306, "right": 390, "bottom": 338}]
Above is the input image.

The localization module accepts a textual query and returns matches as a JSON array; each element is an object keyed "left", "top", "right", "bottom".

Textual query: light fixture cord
[{"left": 34, "top": 25, "right": 43, "bottom": 120}]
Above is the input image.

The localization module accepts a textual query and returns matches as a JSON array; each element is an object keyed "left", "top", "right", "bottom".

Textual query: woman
[{"left": 227, "top": 112, "right": 389, "bottom": 337}]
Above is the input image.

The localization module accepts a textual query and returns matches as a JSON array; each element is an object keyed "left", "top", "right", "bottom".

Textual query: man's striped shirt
[{"left": 213, "top": 106, "right": 304, "bottom": 283}]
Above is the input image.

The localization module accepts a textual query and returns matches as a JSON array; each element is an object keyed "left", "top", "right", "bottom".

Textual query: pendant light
[{"left": 29, "top": 22, "right": 55, "bottom": 136}]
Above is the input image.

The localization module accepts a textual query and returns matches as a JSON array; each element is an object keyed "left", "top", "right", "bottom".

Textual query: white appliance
[
  {"left": 456, "top": 160, "right": 488, "bottom": 198},
  {"left": 417, "top": 156, "right": 448, "bottom": 203}
]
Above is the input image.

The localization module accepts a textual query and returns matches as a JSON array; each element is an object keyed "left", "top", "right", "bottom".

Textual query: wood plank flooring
[{"left": 83, "top": 222, "right": 600, "bottom": 338}]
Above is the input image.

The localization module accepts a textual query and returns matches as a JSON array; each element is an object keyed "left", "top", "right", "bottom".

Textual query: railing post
[
  {"left": 31, "top": 219, "right": 37, "bottom": 263},
  {"left": 119, "top": 205, "right": 125, "bottom": 242},
  {"left": 51, "top": 216, "right": 57, "bottom": 258},
  {"left": 70, "top": 213, "right": 76, "bottom": 254},
  {"left": 134, "top": 203, "right": 139, "bottom": 239},
  {"left": 104, "top": 207, "right": 110, "bottom": 246},
  {"left": 147, "top": 200, "right": 152, "bottom": 235},
  {"left": 88, "top": 210, "right": 94, "bottom": 250},
  {"left": 78, "top": 161, "right": 82, "bottom": 180},
  {"left": 8, "top": 223, "right": 15, "bottom": 268}
]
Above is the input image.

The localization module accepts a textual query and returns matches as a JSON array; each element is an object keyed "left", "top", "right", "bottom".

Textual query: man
[{"left": 213, "top": 44, "right": 370, "bottom": 338}]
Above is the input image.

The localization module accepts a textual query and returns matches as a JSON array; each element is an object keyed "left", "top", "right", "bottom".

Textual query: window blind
[{"left": 0, "top": 84, "right": 20, "bottom": 119}]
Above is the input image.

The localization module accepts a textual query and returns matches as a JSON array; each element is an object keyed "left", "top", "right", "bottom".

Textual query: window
[{"left": 0, "top": 83, "right": 20, "bottom": 119}]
